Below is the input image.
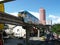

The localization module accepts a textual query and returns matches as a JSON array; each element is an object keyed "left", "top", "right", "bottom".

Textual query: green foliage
[{"left": 52, "top": 24, "right": 60, "bottom": 34}]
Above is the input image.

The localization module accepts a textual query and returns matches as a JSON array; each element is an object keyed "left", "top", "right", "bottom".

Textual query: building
[{"left": 39, "top": 8, "right": 46, "bottom": 25}]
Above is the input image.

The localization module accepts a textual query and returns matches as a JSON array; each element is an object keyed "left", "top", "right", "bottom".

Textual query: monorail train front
[{"left": 18, "top": 11, "right": 39, "bottom": 25}]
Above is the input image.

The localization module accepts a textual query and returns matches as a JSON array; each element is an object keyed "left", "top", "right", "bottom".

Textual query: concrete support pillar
[
  {"left": 37, "top": 29, "right": 40, "bottom": 37},
  {"left": 25, "top": 24, "right": 31, "bottom": 45},
  {"left": 26, "top": 29, "right": 29, "bottom": 45}
]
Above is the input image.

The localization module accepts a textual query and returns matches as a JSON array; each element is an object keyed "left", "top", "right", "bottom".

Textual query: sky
[{"left": 4, "top": 0, "right": 60, "bottom": 24}]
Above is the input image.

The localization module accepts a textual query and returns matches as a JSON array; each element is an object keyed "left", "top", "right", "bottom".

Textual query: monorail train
[{"left": 18, "top": 11, "right": 39, "bottom": 24}]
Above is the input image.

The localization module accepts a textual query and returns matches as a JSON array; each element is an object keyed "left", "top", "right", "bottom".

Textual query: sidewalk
[{"left": 29, "top": 36, "right": 46, "bottom": 41}]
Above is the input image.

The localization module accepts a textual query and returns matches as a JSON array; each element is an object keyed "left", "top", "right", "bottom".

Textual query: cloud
[
  {"left": 9, "top": 12, "right": 18, "bottom": 17},
  {"left": 49, "top": 14, "right": 60, "bottom": 19},
  {"left": 29, "top": 11, "right": 39, "bottom": 20},
  {"left": 48, "top": 14, "right": 60, "bottom": 24},
  {"left": 49, "top": 14, "right": 58, "bottom": 19}
]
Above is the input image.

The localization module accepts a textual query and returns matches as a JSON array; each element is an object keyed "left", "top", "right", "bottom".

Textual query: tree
[{"left": 52, "top": 24, "right": 60, "bottom": 34}]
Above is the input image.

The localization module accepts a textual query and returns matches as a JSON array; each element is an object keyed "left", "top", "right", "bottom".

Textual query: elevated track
[{"left": 0, "top": 12, "right": 25, "bottom": 26}]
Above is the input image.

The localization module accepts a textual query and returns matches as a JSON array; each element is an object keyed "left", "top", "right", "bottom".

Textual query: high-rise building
[{"left": 39, "top": 8, "right": 46, "bottom": 25}]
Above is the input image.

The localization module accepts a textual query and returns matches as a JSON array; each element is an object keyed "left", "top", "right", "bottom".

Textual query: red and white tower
[{"left": 39, "top": 8, "right": 46, "bottom": 25}]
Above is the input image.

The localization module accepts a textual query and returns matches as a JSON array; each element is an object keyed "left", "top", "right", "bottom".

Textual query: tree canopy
[{"left": 52, "top": 24, "right": 60, "bottom": 34}]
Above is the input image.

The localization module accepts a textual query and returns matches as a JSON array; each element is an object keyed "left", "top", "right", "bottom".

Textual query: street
[
  {"left": 4, "top": 38, "right": 25, "bottom": 45},
  {"left": 3, "top": 38, "right": 60, "bottom": 45}
]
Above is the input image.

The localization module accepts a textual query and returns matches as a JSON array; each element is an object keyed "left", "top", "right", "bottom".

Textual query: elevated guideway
[{"left": 0, "top": 12, "right": 25, "bottom": 26}]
